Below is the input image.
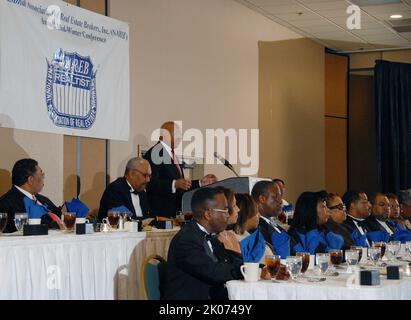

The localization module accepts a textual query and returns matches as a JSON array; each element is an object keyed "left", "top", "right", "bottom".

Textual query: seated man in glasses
[
  {"left": 98, "top": 157, "right": 151, "bottom": 220},
  {"left": 323, "top": 193, "right": 355, "bottom": 250},
  {"left": 0, "top": 158, "right": 62, "bottom": 233},
  {"left": 163, "top": 187, "right": 243, "bottom": 300}
]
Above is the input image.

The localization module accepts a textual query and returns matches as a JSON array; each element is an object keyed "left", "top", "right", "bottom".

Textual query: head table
[{"left": 0, "top": 227, "right": 179, "bottom": 300}]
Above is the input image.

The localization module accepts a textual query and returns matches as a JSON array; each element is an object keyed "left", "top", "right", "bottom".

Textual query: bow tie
[
  {"left": 130, "top": 189, "right": 138, "bottom": 195},
  {"left": 204, "top": 233, "right": 217, "bottom": 241}
]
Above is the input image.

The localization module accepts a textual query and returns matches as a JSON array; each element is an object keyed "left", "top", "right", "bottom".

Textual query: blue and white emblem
[{"left": 45, "top": 49, "right": 97, "bottom": 129}]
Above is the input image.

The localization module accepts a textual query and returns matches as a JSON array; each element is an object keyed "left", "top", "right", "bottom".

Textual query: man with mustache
[{"left": 98, "top": 157, "right": 151, "bottom": 220}]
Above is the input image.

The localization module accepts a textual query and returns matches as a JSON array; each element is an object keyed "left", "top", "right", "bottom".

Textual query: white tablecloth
[
  {"left": 227, "top": 273, "right": 411, "bottom": 300},
  {"left": 0, "top": 230, "right": 146, "bottom": 300}
]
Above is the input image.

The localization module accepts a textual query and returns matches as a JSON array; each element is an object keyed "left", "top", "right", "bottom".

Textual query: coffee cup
[{"left": 240, "top": 263, "right": 260, "bottom": 282}]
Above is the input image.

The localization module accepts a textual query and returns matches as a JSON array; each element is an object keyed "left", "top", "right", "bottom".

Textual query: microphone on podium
[{"left": 213, "top": 152, "right": 240, "bottom": 177}]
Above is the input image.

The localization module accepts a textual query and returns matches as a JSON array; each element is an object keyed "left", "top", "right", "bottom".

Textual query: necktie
[{"left": 171, "top": 149, "right": 183, "bottom": 178}]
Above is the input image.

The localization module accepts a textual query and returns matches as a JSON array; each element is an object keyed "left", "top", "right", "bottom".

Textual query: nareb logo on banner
[{"left": 45, "top": 48, "right": 97, "bottom": 129}]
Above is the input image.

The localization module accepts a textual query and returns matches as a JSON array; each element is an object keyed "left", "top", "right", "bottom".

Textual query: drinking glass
[
  {"left": 107, "top": 211, "right": 120, "bottom": 229},
  {"left": 316, "top": 253, "right": 330, "bottom": 275},
  {"left": 0, "top": 213, "right": 8, "bottom": 234},
  {"left": 329, "top": 249, "right": 343, "bottom": 267},
  {"left": 372, "top": 242, "right": 386, "bottom": 258},
  {"left": 296, "top": 252, "right": 310, "bottom": 274},
  {"left": 14, "top": 213, "right": 28, "bottom": 233},
  {"left": 368, "top": 247, "right": 381, "bottom": 266},
  {"left": 350, "top": 246, "right": 363, "bottom": 263},
  {"left": 387, "top": 241, "right": 401, "bottom": 262},
  {"left": 345, "top": 250, "right": 359, "bottom": 273},
  {"left": 62, "top": 212, "right": 76, "bottom": 231},
  {"left": 405, "top": 241, "right": 411, "bottom": 258},
  {"left": 285, "top": 256, "right": 302, "bottom": 280},
  {"left": 264, "top": 255, "right": 281, "bottom": 278}
]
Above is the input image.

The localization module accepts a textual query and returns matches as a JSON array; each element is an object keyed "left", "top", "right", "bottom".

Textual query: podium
[{"left": 181, "top": 177, "right": 271, "bottom": 213}]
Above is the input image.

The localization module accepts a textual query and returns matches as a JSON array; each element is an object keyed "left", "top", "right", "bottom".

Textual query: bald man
[
  {"left": 98, "top": 157, "right": 151, "bottom": 220},
  {"left": 144, "top": 121, "right": 217, "bottom": 218}
]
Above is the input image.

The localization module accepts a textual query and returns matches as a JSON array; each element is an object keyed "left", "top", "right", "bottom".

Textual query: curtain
[{"left": 375, "top": 60, "right": 411, "bottom": 194}]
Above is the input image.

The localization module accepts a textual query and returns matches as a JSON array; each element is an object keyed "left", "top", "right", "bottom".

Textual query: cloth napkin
[
  {"left": 366, "top": 230, "right": 390, "bottom": 243},
  {"left": 351, "top": 230, "right": 368, "bottom": 247},
  {"left": 23, "top": 197, "right": 48, "bottom": 219},
  {"left": 65, "top": 198, "right": 89, "bottom": 218},
  {"left": 240, "top": 229, "right": 266, "bottom": 263},
  {"left": 271, "top": 231, "right": 290, "bottom": 259}
]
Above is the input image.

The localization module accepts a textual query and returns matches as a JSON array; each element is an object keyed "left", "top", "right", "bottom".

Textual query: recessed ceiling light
[{"left": 390, "top": 14, "right": 403, "bottom": 19}]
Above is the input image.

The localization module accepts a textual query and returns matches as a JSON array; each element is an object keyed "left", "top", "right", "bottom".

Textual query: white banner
[{"left": 0, "top": 0, "right": 129, "bottom": 141}]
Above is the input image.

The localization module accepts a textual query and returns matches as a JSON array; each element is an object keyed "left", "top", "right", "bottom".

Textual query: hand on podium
[{"left": 201, "top": 174, "right": 218, "bottom": 187}]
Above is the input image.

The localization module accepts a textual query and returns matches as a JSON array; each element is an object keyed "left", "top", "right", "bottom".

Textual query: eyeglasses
[
  {"left": 132, "top": 169, "right": 152, "bottom": 179},
  {"left": 210, "top": 208, "right": 229, "bottom": 215},
  {"left": 328, "top": 203, "right": 345, "bottom": 210}
]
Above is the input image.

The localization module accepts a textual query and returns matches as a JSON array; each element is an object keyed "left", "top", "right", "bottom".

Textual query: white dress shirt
[
  {"left": 347, "top": 215, "right": 370, "bottom": 247},
  {"left": 376, "top": 219, "right": 394, "bottom": 236},
  {"left": 125, "top": 180, "right": 143, "bottom": 218},
  {"left": 197, "top": 222, "right": 214, "bottom": 253},
  {"left": 260, "top": 215, "right": 281, "bottom": 233},
  {"left": 15, "top": 185, "right": 43, "bottom": 206},
  {"left": 160, "top": 141, "right": 178, "bottom": 194}
]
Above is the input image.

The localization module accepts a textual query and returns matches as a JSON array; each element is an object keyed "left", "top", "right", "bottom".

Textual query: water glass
[
  {"left": 405, "top": 241, "right": 411, "bottom": 257},
  {"left": 345, "top": 250, "right": 359, "bottom": 273},
  {"left": 368, "top": 247, "right": 381, "bottom": 265},
  {"left": 350, "top": 246, "right": 363, "bottom": 263},
  {"left": 316, "top": 253, "right": 330, "bottom": 275},
  {"left": 14, "top": 213, "right": 28, "bottom": 233},
  {"left": 285, "top": 256, "right": 302, "bottom": 280},
  {"left": 387, "top": 241, "right": 401, "bottom": 261}
]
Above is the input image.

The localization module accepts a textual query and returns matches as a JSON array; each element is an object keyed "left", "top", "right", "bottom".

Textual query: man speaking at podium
[{"left": 144, "top": 121, "right": 217, "bottom": 218}]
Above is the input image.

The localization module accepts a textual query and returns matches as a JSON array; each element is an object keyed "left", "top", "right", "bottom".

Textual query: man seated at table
[
  {"left": 163, "top": 187, "right": 243, "bottom": 300},
  {"left": 98, "top": 157, "right": 151, "bottom": 220},
  {"left": 399, "top": 189, "right": 411, "bottom": 231},
  {"left": 363, "top": 193, "right": 395, "bottom": 236},
  {"left": 251, "top": 181, "right": 287, "bottom": 247},
  {"left": 0, "top": 158, "right": 62, "bottom": 233},
  {"left": 342, "top": 191, "right": 371, "bottom": 246}
]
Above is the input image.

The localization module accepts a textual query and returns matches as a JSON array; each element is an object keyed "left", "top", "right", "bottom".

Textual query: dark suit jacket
[
  {"left": 143, "top": 142, "right": 199, "bottom": 218},
  {"left": 163, "top": 220, "right": 243, "bottom": 300},
  {"left": 97, "top": 177, "right": 150, "bottom": 221},
  {"left": 323, "top": 219, "right": 355, "bottom": 250},
  {"left": 0, "top": 186, "right": 62, "bottom": 233},
  {"left": 363, "top": 215, "right": 396, "bottom": 234},
  {"left": 258, "top": 217, "right": 284, "bottom": 245}
]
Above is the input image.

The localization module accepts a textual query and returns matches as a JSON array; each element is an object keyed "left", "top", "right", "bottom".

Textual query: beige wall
[
  {"left": 108, "top": 0, "right": 301, "bottom": 181},
  {"left": 1, "top": 0, "right": 302, "bottom": 208},
  {"left": 259, "top": 39, "right": 325, "bottom": 204},
  {"left": 0, "top": 125, "right": 64, "bottom": 204}
]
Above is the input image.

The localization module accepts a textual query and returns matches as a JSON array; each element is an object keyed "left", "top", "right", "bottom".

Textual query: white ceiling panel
[{"left": 234, "top": 0, "right": 411, "bottom": 51}]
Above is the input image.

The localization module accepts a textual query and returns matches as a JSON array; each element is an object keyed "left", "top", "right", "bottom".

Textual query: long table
[
  {"left": 227, "top": 269, "right": 411, "bottom": 300},
  {"left": 0, "top": 228, "right": 179, "bottom": 300}
]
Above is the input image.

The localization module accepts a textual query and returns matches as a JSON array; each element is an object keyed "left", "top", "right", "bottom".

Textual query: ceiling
[{"left": 234, "top": 0, "right": 411, "bottom": 52}]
